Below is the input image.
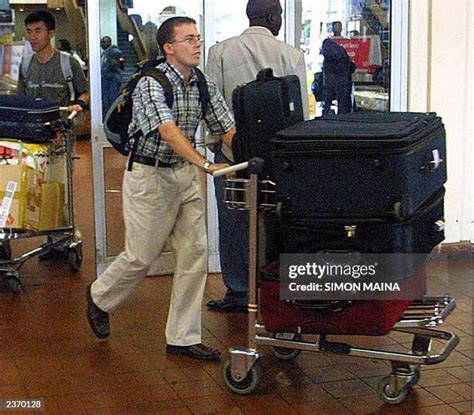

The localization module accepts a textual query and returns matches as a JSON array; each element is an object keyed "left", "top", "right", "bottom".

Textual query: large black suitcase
[
  {"left": 271, "top": 112, "right": 446, "bottom": 220},
  {"left": 279, "top": 187, "right": 445, "bottom": 255},
  {"left": 231, "top": 68, "right": 304, "bottom": 169},
  {"left": 0, "top": 95, "right": 60, "bottom": 142}
]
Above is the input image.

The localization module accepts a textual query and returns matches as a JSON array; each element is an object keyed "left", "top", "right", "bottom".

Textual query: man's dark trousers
[{"left": 213, "top": 150, "right": 248, "bottom": 306}]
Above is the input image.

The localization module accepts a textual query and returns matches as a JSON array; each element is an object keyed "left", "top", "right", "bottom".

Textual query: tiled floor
[{"left": 0, "top": 141, "right": 472, "bottom": 414}]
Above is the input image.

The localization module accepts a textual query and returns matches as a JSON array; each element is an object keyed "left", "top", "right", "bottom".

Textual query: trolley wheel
[
  {"left": 377, "top": 375, "right": 409, "bottom": 405},
  {"left": 67, "top": 244, "right": 83, "bottom": 273},
  {"left": 270, "top": 333, "right": 302, "bottom": 360},
  {"left": 5, "top": 274, "right": 22, "bottom": 294},
  {"left": 0, "top": 241, "right": 12, "bottom": 260},
  {"left": 407, "top": 367, "right": 421, "bottom": 387},
  {"left": 222, "top": 359, "right": 260, "bottom": 395}
]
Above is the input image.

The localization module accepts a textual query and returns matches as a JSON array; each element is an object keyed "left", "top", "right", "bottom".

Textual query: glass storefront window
[
  {"left": 301, "top": 0, "right": 391, "bottom": 116},
  {"left": 210, "top": 0, "right": 286, "bottom": 44}
]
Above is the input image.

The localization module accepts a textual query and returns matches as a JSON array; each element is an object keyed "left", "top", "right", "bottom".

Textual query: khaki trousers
[{"left": 91, "top": 162, "right": 208, "bottom": 346}]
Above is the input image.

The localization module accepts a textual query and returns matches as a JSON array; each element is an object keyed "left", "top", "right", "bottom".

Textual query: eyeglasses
[{"left": 169, "top": 36, "right": 204, "bottom": 46}]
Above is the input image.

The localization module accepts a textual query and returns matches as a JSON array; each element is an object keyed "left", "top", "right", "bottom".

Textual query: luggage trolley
[
  {"left": 214, "top": 158, "right": 459, "bottom": 405},
  {"left": 0, "top": 108, "right": 83, "bottom": 293}
]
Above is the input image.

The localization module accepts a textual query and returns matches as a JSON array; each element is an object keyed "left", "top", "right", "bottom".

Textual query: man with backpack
[
  {"left": 17, "top": 11, "right": 89, "bottom": 112},
  {"left": 86, "top": 17, "right": 235, "bottom": 361},
  {"left": 0, "top": 11, "right": 89, "bottom": 261}
]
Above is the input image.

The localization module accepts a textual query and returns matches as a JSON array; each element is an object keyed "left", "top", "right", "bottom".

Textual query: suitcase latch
[
  {"left": 344, "top": 225, "right": 357, "bottom": 238},
  {"left": 433, "top": 220, "right": 445, "bottom": 232}
]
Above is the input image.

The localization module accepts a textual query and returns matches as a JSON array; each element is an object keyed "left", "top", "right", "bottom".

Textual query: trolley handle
[
  {"left": 213, "top": 162, "right": 248, "bottom": 177},
  {"left": 59, "top": 107, "right": 78, "bottom": 120},
  {"left": 212, "top": 157, "right": 265, "bottom": 177}
]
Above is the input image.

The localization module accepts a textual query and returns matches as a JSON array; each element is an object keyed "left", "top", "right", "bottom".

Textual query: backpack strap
[
  {"left": 195, "top": 67, "right": 210, "bottom": 115},
  {"left": 143, "top": 67, "right": 174, "bottom": 108},
  {"left": 20, "top": 52, "right": 34, "bottom": 80},
  {"left": 59, "top": 51, "right": 75, "bottom": 101},
  {"left": 126, "top": 67, "right": 173, "bottom": 171}
]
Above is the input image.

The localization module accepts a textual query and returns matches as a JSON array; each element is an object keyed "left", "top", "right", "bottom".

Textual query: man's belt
[{"left": 130, "top": 154, "right": 173, "bottom": 168}]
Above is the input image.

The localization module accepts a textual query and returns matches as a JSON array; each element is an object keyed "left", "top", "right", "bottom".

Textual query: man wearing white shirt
[{"left": 206, "top": 0, "right": 308, "bottom": 312}]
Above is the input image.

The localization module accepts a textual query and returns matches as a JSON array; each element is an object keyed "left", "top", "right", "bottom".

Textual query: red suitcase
[{"left": 259, "top": 265, "right": 427, "bottom": 336}]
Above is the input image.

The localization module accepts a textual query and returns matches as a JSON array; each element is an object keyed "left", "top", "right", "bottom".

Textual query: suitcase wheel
[{"left": 222, "top": 359, "right": 260, "bottom": 395}]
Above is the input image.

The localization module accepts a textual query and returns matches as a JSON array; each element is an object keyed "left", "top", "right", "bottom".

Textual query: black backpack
[
  {"left": 104, "top": 57, "right": 210, "bottom": 156},
  {"left": 311, "top": 71, "right": 324, "bottom": 101}
]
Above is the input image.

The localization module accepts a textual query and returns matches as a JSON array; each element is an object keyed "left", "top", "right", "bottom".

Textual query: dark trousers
[
  {"left": 213, "top": 150, "right": 248, "bottom": 305},
  {"left": 323, "top": 72, "right": 353, "bottom": 115}
]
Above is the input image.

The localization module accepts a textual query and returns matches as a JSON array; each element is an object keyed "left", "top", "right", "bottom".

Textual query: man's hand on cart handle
[
  {"left": 67, "top": 104, "right": 83, "bottom": 113},
  {"left": 212, "top": 162, "right": 249, "bottom": 177},
  {"left": 212, "top": 158, "right": 265, "bottom": 177},
  {"left": 204, "top": 162, "right": 231, "bottom": 176}
]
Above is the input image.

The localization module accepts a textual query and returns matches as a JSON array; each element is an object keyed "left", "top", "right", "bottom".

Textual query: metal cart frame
[
  {"left": 214, "top": 159, "right": 459, "bottom": 405},
  {"left": 0, "top": 110, "right": 83, "bottom": 293}
]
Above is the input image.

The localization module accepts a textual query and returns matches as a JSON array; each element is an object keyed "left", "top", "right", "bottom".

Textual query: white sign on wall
[{"left": 9, "top": 44, "right": 23, "bottom": 81}]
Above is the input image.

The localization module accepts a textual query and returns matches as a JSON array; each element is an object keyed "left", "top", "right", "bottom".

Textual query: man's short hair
[
  {"left": 246, "top": 0, "right": 281, "bottom": 20},
  {"left": 156, "top": 16, "right": 197, "bottom": 57},
  {"left": 25, "top": 11, "right": 56, "bottom": 31}
]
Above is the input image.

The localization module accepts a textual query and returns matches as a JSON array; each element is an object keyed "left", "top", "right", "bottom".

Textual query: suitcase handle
[
  {"left": 293, "top": 300, "right": 353, "bottom": 312},
  {"left": 256, "top": 68, "right": 275, "bottom": 83}
]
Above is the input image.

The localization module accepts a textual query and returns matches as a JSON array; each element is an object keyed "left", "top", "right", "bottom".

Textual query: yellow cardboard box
[
  {"left": 37, "top": 182, "right": 65, "bottom": 231},
  {"left": 0, "top": 164, "right": 44, "bottom": 230}
]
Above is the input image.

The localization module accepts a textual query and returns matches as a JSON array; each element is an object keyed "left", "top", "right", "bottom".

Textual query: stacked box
[
  {"left": 0, "top": 164, "right": 43, "bottom": 229},
  {"left": 37, "top": 182, "right": 65, "bottom": 231}
]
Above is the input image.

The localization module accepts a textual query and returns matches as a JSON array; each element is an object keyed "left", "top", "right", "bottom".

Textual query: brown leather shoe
[
  {"left": 86, "top": 283, "right": 110, "bottom": 339},
  {"left": 166, "top": 343, "right": 221, "bottom": 361}
]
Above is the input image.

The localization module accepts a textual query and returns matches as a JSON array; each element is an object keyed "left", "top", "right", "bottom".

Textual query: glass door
[
  {"left": 88, "top": 0, "right": 203, "bottom": 275},
  {"left": 297, "top": 0, "right": 407, "bottom": 117}
]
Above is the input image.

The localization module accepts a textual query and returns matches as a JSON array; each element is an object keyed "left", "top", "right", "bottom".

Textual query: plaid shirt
[{"left": 128, "top": 61, "right": 234, "bottom": 164}]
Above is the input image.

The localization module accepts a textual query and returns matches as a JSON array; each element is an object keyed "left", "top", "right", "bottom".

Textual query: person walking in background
[
  {"left": 100, "top": 35, "right": 124, "bottom": 116},
  {"left": 86, "top": 17, "right": 235, "bottom": 361},
  {"left": 57, "top": 38, "right": 88, "bottom": 74},
  {"left": 18, "top": 11, "right": 89, "bottom": 110},
  {"left": 331, "top": 20, "right": 344, "bottom": 38},
  {"left": 206, "top": 0, "right": 308, "bottom": 313},
  {"left": 8, "top": 11, "right": 89, "bottom": 261},
  {"left": 321, "top": 21, "right": 356, "bottom": 115}
]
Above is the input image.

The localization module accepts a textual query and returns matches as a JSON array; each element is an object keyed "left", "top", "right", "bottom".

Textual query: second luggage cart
[{"left": 0, "top": 100, "right": 83, "bottom": 293}]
